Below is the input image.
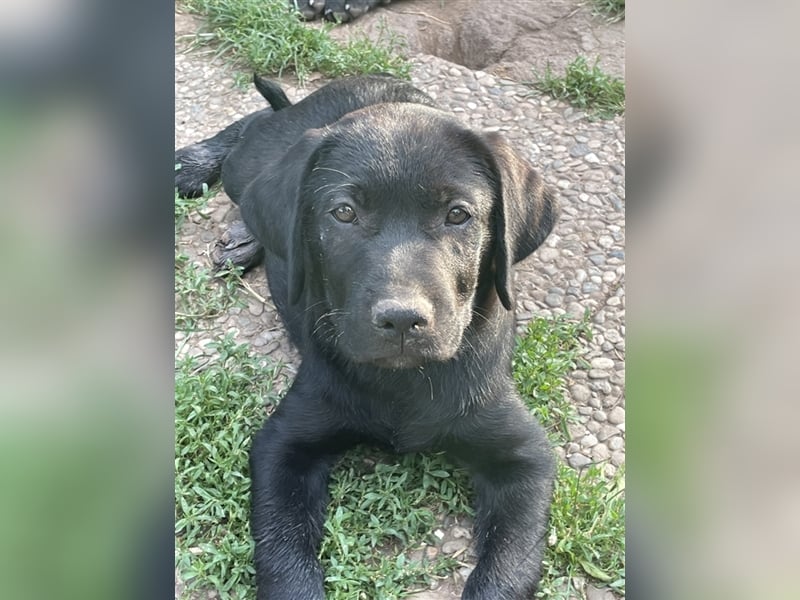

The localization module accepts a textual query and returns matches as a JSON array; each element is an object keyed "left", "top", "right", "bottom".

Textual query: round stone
[
  {"left": 607, "top": 406, "right": 625, "bottom": 425},
  {"left": 538, "top": 247, "right": 559, "bottom": 262},
  {"left": 544, "top": 293, "right": 563, "bottom": 307},
  {"left": 583, "top": 282, "right": 601, "bottom": 294},
  {"left": 248, "top": 299, "right": 264, "bottom": 316},
  {"left": 590, "top": 357, "right": 615, "bottom": 370},
  {"left": 598, "top": 235, "right": 614, "bottom": 248},
  {"left": 570, "top": 384, "right": 591, "bottom": 403},
  {"left": 608, "top": 436, "right": 624, "bottom": 451},
  {"left": 443, "top": 538, "right": 469, "bottom": 555},
  {"left": 597, "top": 425, "right": 619, "bottom": 442},
  {"left": 568, "top": 453, "right": 592, "bottom": 469},
  {"left": 565, "top": 302, "right": 585, "bottom": 318},
  {"left": 569, "top": 143, "right": 591, "bottom": 157},
  {"left": 584, "top": 152, "right": 600, "bottom": 163},
  {"left": 567, "top": 423, "right": 587, "bottom": 440},
  {"left": 591, "top": 444, "right": 610, "bottom": 461}
]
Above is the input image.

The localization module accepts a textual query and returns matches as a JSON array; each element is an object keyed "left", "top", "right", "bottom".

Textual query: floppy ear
[
  {"left": 238, "top": 129, "right": 326, "bottom": 305},
  {"left": 483, "top": 132, "right": 559, "bottom": 310}
]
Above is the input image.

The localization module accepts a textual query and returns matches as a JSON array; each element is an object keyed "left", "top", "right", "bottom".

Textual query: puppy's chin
[
  {"left": 342, "top": 340, "right": 462, "bottom": 370},
  {"left": 370, "top": 354, "right": 430, "bottom": 370}
]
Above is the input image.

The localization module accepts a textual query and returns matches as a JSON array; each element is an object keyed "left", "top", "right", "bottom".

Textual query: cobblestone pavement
[{"left": 176, "top": 8, "right": 624, "bottom": 600}]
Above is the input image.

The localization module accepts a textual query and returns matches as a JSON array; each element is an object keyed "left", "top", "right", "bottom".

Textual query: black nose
[{"left": 371, "top": 299, "right": 431, "bottom": 336}]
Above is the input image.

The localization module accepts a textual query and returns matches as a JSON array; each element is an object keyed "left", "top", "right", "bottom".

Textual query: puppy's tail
[
  {"left": 253, "top": 74, "right": 292, "bottom": 110},
  {"left": 175, "top": 77, "right": 293, "bottom": 198}
]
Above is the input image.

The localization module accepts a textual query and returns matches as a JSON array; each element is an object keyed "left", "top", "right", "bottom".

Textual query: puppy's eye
[
  {"left": 332, "top": 204, "right": 357, "bottom": 223},
  {"left": 445, "top": 207, "right": 471, "bottom": 225}
]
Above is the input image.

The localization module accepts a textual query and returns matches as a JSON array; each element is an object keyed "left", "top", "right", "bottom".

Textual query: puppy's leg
[
  {"left": 175, "top": 107, "right": 276, "bottom": 198},
  {"left": 210, "top": 219, "right": 264, "bottom": 273},
  {"left": 175, "top": 116, "right": 250, "bottom": 198},
  {"left": 176, "top": 77, "right": 291, "bottom": 197},
  {"left": 249, "top": 381, "right": 355, "bottom": 600},
  {"left": 448, "top": 401, "right": 555, "bottom": 600}
]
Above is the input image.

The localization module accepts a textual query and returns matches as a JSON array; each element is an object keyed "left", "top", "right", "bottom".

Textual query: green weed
[
  {"left": 533, "top": 56, "right": 625, "bottom": 119},
  {"left": 175, "top": 253, "right": 245, "bottom": 332},
  {"left": 182, "top": 0, "right": 409, "bottom": 81},
  {"left": 320, "top": 449, "right": 470, "bottom": 598},
  {"left": 175, "top": 336, "right": 280, "bottom": 598},
  {"left": 540, "top": 463, "right": 626, "bottom": 598},
  {"left": 514, "top": 316, "right": 592, "bottom": 444},
  {"left": 592, "top": 0, "right": 625, "bottom": 23}
]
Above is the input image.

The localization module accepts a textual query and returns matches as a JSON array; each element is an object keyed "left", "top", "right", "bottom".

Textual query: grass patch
[
  {"left": 514, "top": 317, "right": 624, "bottom": 597},
  {"left": 175, "top": 303, "right": 624, "bottom": 597},
  {"left": 320, "top": 449, "right": 470, "bottom": 599},
  {"left": 514, "top": 316, "right": 592, "bottom": 444},
  {"left": 175, "top": 336, "right": 280, "bottom": 597},
  {"left": 181, "top": 0, "right": 409, "bottom": 81},
  {"left": 174, "top": 184, "right": 246, "bottom": 333},
  {"left": 592, "top": 0, "right": 625, "bottom": 23},
  {"left": 533, "top": 56, "right": 625, "bottom": 119},
  {"left": 174, "top": 178, "right": 211, "bottom": 233},
  {"left": 541, "top": 463, "right": 626, "bottom": 599},
  {"left": 175, "top": 253, "right": 245, "bottom": 332}
]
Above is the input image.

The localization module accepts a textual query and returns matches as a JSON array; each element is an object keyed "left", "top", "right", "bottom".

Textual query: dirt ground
[{"left": 325, "top": 0, "right": 625, "bottom": 81}]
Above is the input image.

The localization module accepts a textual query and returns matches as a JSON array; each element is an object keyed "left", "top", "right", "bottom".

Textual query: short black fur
[{"left": 175, "top": 75, "right": 560, "bottom": 600}]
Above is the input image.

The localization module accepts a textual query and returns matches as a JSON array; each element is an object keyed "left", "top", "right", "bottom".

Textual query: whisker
[
  {"left": 313, "top": 182, "right": 356, "bottom": 195},
  {"left": 312, "top": 166, "right": 353, "bottom": 180},
  {"left": 471, "top": 308, "right": 491, "bottom": 324}
]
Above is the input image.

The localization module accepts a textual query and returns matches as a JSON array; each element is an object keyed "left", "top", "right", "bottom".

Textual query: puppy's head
[{"left": 273, "top": 104, "right": 556, "bottom": 368}]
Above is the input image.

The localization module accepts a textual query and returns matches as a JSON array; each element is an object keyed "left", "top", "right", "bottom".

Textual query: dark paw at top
[
  {"left": 291, "top": 0, "right": 392, "bottom": 23},
  {"left": 290, "top": 0, "right": 325, "bottom": 20}
]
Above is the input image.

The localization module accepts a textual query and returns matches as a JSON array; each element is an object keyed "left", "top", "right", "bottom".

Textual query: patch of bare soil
[{"left": 327, "top": 0, "right": 624, "bottom": 81}]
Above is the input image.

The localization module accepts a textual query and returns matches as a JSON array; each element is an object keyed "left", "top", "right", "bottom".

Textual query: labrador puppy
[{"left": 175, "top": 75, "right": 559, "bottom": 600}]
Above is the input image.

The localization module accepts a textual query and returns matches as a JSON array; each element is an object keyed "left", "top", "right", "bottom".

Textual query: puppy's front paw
[
  {"left": 323, "top": 0, "right": 384, "bottom": 23},
  {"left": 290, "top": 0, "right": 326, "bottom": 21}
]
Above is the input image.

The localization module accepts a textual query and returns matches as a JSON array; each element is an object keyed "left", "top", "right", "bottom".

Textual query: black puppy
[{"left": 176, "top": 75, "right": 558, "bottom": 600}]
